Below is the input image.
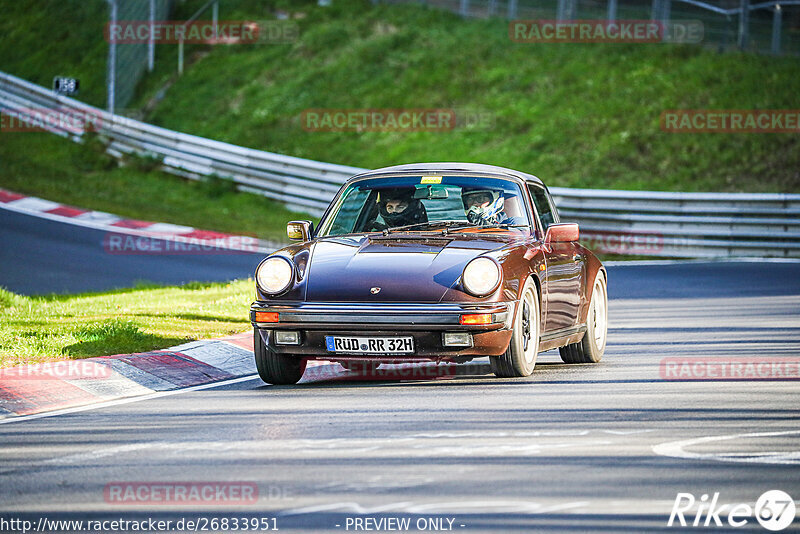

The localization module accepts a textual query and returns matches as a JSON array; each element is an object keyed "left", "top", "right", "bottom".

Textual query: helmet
[
  {"left": 461, "top": 189, "right": 496, "bottom": 211},
  {"left": 462, "top": 189, "right": 504, "bottom": 226},
  {"left": 378, "top": 188, "right": 428, "bottom": 228}
]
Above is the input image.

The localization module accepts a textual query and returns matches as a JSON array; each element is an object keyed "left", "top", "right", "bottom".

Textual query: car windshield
[{"left": 317, "top": 175, "right": 530, "bottom": 237}]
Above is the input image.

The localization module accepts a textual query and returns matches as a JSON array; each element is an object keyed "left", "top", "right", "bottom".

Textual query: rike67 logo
[{"left": 669, "top": 490, "right": 796, "bottom": 531}]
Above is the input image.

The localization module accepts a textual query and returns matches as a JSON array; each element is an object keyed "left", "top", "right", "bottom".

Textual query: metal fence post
[
  {"left": 607, "top": 0, "right": 617, "bottom": 21},
  {"left": 738, "top": 0, "right": 750, "bottom": 49},
  {"left": 771, "top": 5, "right": 782, "bottom": 54},
  {"left": 651, "top": 0, "right": 661, "bottom": 21},
  {"left": 212, "top": 1, "right": 219, "bottom": 40},
  {"left": 148, "top": 0, "right": 155, "bottom": 71},
  {"left": 459, "top": 0, "right": 469, "bottom": 17},
  {"left": 178, "top": 37, "right": 184, "bottom": 75},
  {"left": 558, "top": 0, "right": 575, "bottom": 20},
  {"left": 489, "top": 0, "right": 497, "bottom": 16},
  {"left": 107, "top": 0, "right": 117, "bottom": 114},
  {"left": 508, "top": 0, "right": 518, "bottom": 19},
  {"left": 651, "top": 0, "right": 671, "bottom": 37}
]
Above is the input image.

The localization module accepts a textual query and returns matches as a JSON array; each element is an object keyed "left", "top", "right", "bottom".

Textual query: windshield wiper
[
  {"left": 383, "top": 220, "right": 467, "bottom": 234},
  {"left": 381, "top": 220, "right": 527, "bottom": 235},
  {"left": 445, "top": 223, "right": 531, "bottom": 235}
]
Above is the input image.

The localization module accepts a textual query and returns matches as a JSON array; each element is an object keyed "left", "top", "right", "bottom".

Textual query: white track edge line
[
  {"left": 0, "top": 201, "right": 275, "bottom": 254},
  {"left": 604, "top": 258, "right": 800, "bottom": 266}
]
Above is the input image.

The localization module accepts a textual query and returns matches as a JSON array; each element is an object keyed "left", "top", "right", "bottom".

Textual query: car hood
[{"left": 303, "top": 233, "right": 511, "bottom": 302}]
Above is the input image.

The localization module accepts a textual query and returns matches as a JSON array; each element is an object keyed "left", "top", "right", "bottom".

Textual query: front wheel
[
  {"left": 254, "top": 329, "right": 306, "bottom": 385},
  {"left": 559, "top": 273, "right": 607, "bottom": 364},
  {"left": 490, "top": 277, "right": 540, "bottom": 377}
]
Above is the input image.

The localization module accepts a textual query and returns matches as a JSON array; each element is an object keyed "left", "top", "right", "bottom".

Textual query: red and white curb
[
  {"left": 0, "top": 333, "right": 335, "bottom": 419},
  {"left": 0, "top": 333, "right": 259, "bottom": 418},
  {"left": 0, "top": 332, "right": 473, "bottom": 420},
  {"left": 0, "top": 188, "right": 281, "bottom": 254}
]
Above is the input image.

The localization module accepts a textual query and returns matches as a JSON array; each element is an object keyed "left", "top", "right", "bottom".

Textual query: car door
[{"left": 527, "top": 183, "right": 583, "bottom": 333}]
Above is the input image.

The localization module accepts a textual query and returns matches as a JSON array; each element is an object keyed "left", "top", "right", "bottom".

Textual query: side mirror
[
  {"left": 287, "top": 220, "right": 313, "bottom": 241},
  {"left": 544, "top": 223, "right": 579, "bottom": 243}
]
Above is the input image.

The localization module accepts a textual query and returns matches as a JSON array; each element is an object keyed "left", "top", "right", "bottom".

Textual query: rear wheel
[
  {"left": 490, "top": 277, "right": 539, "bottom": 377},
  {"left": 559, "top": 273, "right": 607, "bottom": 364},
  {"left": 254, "top": 329, "right": 306, "bottom": 385}
]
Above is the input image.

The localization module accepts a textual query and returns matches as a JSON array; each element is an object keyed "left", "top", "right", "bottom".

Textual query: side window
[
  {"left": 326, "top": 188, "right": 371, "bottom": 235},
  {"left": 527, "top": 184, "right": 557, "bottom": 231}
]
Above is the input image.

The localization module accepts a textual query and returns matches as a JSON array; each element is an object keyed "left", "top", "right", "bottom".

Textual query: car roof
[{"left": 350, "top": 162, "right": 545, "bottom": 187}]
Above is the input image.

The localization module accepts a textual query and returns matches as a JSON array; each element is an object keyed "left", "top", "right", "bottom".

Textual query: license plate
[{"left": 325, "top": 336, "right": 414, "bottom": 354}]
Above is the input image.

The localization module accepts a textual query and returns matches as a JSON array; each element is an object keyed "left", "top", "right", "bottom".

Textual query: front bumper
[{"left": 250, "top": 301, "right": 514, "bottom": 359}]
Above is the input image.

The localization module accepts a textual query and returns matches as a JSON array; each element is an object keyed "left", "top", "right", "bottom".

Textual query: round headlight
[
  {"left": 256, "top": 256, "right": 294, "bottom": 294},
  {"left": 462, "top": 257, "right": 501, "bottom": 296}
]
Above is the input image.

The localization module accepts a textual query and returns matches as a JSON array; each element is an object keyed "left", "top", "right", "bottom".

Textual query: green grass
[
  {"left": 0, "top": 0, "right": 109, "bottom": 108},
  {"left": 0, "top": 0, "right": 313, "bottom": 241},
  {"left": 0, "top": 280, "right": 253, "bottom": 367},
  {"left": 3, "top": 0, "right": 799, "bottom": 197},
  {"left": 132, "top": 0, "right": 800, "bottom": 193},
  {"left": 0, "top": 0, "right": 794, "bottom": 368},
  {"left": 0, "top": 0, "right": 247, "bottom": 109},
  {"left": 0, "top": 132, "right": 310, "bottom": 242}
]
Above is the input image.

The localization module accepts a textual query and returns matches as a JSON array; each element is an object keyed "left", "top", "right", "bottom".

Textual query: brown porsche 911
[{"left": 250, "top": 163, "right": 608, "bottom": 385}]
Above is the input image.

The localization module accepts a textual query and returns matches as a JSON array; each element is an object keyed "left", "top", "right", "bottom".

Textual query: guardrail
[{"left": 1, "top": 70, "right": 798, "bottom": 258}]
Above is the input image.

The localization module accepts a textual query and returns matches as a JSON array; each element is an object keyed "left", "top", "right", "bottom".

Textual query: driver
[{"left": 373, "top": 188, "right": 427, "bottom": 230}]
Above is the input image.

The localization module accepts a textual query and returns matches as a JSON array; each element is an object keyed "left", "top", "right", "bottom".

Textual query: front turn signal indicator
[
  {"left": 255, "top": 311, "right": 279, "bottom": 323},
  {"left": 460, "top": 313, "right": 492, "bottom": 325}
]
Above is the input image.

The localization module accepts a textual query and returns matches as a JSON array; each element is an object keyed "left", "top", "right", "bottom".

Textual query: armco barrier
[{"left": 1, "top": 70, "right": 798, "bottom": 258}]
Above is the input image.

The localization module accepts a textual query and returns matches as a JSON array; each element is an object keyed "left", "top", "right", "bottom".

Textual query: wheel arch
[
  {"left": 529, "top": 271, "right": 543, "bottom": 328},
  {"left": 579, "top": 251, "right": 607, "bottom": 326}
]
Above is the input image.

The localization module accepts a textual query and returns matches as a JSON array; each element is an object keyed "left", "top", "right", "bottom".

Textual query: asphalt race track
[
  {"left": 0, "top": 260, "right": 798, "bottom": 532},
  {"left": 0, "top": 208, "right": 263, "bottom": 295}
]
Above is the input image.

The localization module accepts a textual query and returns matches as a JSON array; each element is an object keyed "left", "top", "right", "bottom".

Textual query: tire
[
  {"left": 254, "top": 329, "right": 306, "bottom": 385},
  {"left": 490, "top": 277, "right": 540, "bottom": 377},
  {"left": 339, "top": 361, "right": 381, "bottom": 372},
  {"left": 559, "top": 273, "right": 608, "bottom": 364}
]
